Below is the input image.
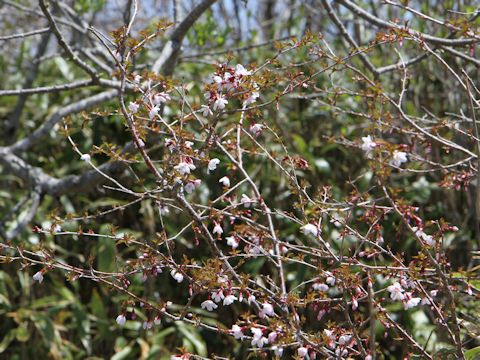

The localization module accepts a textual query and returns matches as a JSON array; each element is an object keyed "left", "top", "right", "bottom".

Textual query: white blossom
[
  {"left": 390, "top": 150, "right": 408, "bottom": 167},
  {"left": 149, "top": 106, "right": 159, "bottom": 119},
  {"left": 404, "top": 294, "right": 421, "bottom": 309},
  {"left": 184, "top": 179, "right": 201, "bottom": 194},
  {"left": 223, "top": 294, "right": 237, "bottom": 306},
  {"left": 241, "top": 194, "right": 252, "bottom": 207},
  {"left": 251, "top": 327, "right": 268, "bottom": 348},
  {"left": 208, "top": 158, "right": 220, "bottom": 173},
  {"left": 128, "top": 102, "right": 139, "bottom": 113},
  {"left": 387, "top": 282, "right": 405, "bottom": 301},
  {"left": 213, "top": 223, "right": 223, "bottom": 235},
  {"left": 272, "top": 346, "right": 283, "bottom": 357},
  {"left": 213, "top": 96, "right": 228, "bottom": 111},
  {"left": 116, "top": 314, "right": 126, "bottom": 326},
  {"left": 213, "top": 75, "right": 223, "bottom": 84},
  {"left": 33, "top": 271, "right": 44, "bottom": 283},
  {"left": 313, "top": 283, "right": 329, "bottom": 292},
  {"left": 159, "top": 204, "right": 170, "bottom": 215},
  {"left": 170, "top": 270, "right": 184, "bottom": 283},
  {"left": 226, "top": 236, "right": 239, "bottom": 249},
  {"left": 53, "top": 224, "right": 62, "bottom": 233},
  {"left": 260, "top": 302, "right": 275, "bottom": 317},
  {"left": 175, "top": 161, "right": 196, "bottom": 175},
  {"left": 219, "top": 176, "right": 230, "bottom": 188},
  {"left": 231, "top": 324, "right": 244, "bottom": 339},
  {"left": 361, "top": 135, "right": 377, "bottom": 157},
  {"left": 212, "top": 290, "right": 224, "bottom": 303},
  {"left": 247, "top": 294, "right": 256, "bottom": 304},
  {"left": 201, "top": 300, "right": 218, "bottom": 311},
  {"left": 153, "top": 92, "right": 171, "bottom": 105},
  {"left": 297, "top": 347, "right": 308, "bottom": 358},
  {"left": 143, "top": 321, "right": 152, "bottom": 330},
  {"left": 201, "top": 105, "right": 213, "bottom": 117},
  {"left": 302, "top": 223, "right": 318, "bottom": 237},
  {"left": 326, "top": 274, "right": 336, "bottom": 286},
  {"left": 80, "top": 153, "right": 91, "bottom": 162},
  {"left": 244, "top": 91, "right": 259, "bottom": 105},
  {"left": 250, "top": 123, "right": 264, "bottom": 137},
  {"left": 268, "top": 331, "right": 278, "bottom": 343},
  {"left": 413, "top": 227, "right": 435, "bottom": 246},
  {"left": 235, "top": 64, "right": 252, "bottom": 76},
  {"left": 338, "top": 334, "right": 352, "bottom": 345}
]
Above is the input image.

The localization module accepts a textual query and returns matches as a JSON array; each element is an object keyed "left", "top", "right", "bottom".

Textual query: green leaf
[
  {"left": 465, "top": 346, "right": 480, "bottom": 360},
  {"left": 111, "top": 346, "right": 133, "bottom": 360}
]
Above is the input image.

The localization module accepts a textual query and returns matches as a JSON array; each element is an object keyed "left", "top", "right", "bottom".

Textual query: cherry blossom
[
  {"left": 404, "top": 293, "right": 421, "bottom": 309},
  {"left": 226, "top": 236, "right": 239, "bottom": 249},
  {"left": 250, "top": 327, "right": 269, "bottom": 348},
  {"left": 268, "top": 331, "right": 278, "bottom": 343},
  {"left": 128, "top": 102, "right": 139, "bottom": 113},
  {"left": 240, "top": 194, "right": 252, "bottom": 207},
  {"left": 184, "top": 179, "right": 201, "bottom": 194},
  {"left": 143, "top": 321, "right": 152, "bottom": 330},
  {"left": 201, "top": 300, "right": 218, "bottom": 311},
  {"left": 208, "top": 158, "right": 220, "bottom": 173},
  {"left": 231, "top": 324, "right": 244, "bottom": 339},
  {"left": 200, "top": 105, "right": 213, "bottom": 117},
  {"left": 170, "top": 270, "right": 184, "bottom": 283},
  {"left": 219, "top": 176, "right": 230, "bottom": 188},
  {"left": 387, "top": 282, "right": 405, "bottom": 301},
  {"left": 213, "top": 96, "right": 228, "bottom": 111},
  {"left": 159, "top": 204, "right": 170, "bottom": 215},
  {"left": 80, "top": 153, "right": 91, "bottom": 162},
  {"left": 212, "top": 290, "right": 225, "bottom": 303},
  {"left": 153, "top": 92, "right": 171, "bottom": 105},
  {"left": 313, "top": 283, "right": 329, "bottom": 292},
  {"left": 235, "top": 64, "right": 252, "bottom": 76},
  {"left": 33, "top": 271, "right": 44, "bottom": 283},
  {"left": 223, "top": 294, "right": 237, "bottom": 306},
  {"left": 302, "top": 223, "right": 318, "bottom": 237},
  {"left": 149, "top": 106, "right": 159, "bottom": 119},
  {"left": 250, "top": 123, "right": 264, "bottom": 137},
  {"left": 116, "top": 314, "right": 126, "bottom": 326},
  {"left": 390, "top": 150, "right": 408, "bottom": 167},
  {"left": 174, "top": 160, "right": 196, "bottom": 175},
  {"left": 271, "top": 345, "right": 283, "bottom": 357},
  {"left": 325, "top": 273, "right": 336, "bottom": 286},
  {"left": 361, "top": 135, "right": 377, "bottom": 157},
  {"left": 260, "top": 302, "right": 275, "bottom": 317},
  {"left": 413, "top": 227, "right": 435, "bottom": 246},
  {"left": 213, "top": 222, "right": 223, "bottom": 235},
  {"left": 297, "top": 346, "right": 308, "bottom": 358},
  {"left": 244, "top": 91, "right": 259, "bottom": 106},
  {"left": 133, "top": 74, "right": 141, "bottom": 84},
  {"left": 338, "top": 334, "right": 352, "bottom": 346}
]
